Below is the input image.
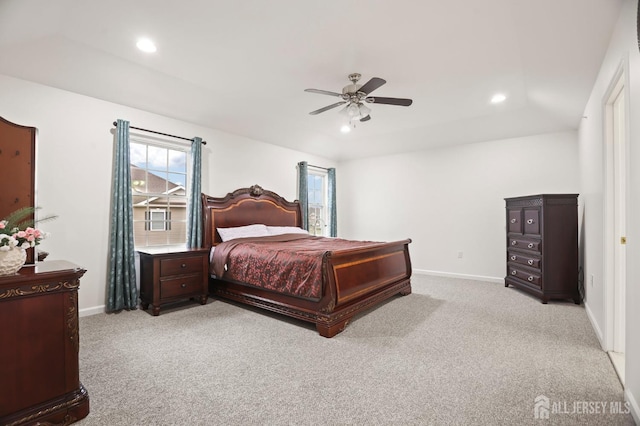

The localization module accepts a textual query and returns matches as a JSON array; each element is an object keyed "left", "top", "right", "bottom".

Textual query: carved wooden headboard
[{"left": 201, "top": 185, "right": 302, "bottom": 247}]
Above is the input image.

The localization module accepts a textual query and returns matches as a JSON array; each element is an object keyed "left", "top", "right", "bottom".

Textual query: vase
[{"left": 0, "top": 248, "right": 27, "bottom": 276}]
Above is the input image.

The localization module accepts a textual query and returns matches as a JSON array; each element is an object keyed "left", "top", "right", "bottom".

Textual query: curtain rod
[
  {"left": 307, "top": 163, "right": 330, "bottom": 171},
  {"left": 112, "top": 121, "right": 206, "bottom": 145}
]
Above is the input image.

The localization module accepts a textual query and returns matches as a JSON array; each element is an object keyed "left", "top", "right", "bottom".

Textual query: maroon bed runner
[{"left": 211, "top": 234, "right": 382, "bottom": 299}]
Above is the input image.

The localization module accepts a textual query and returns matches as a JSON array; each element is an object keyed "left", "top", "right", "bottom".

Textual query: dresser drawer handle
[
  {"left": 181, "top": 283, "right": 187, "bottom": 288},
  {"left": 511, "top": 270, "right": 517, "bottom": 275},
  {"left": 527, "top": 243, "right": 534, "bottom": 249},
  {"left": 527, "top": 259, "right": 534, "bottom": 265},
  {"left": 527, "top": 276, "right": 534, "bottom": 282},
  {"left": 181, "top": 263, "right": 187, "bottom": 268},
  {"left": 511, "top": 241, "right": 517, "bottom": 246},
  {"left": 527, "top": 219, "right": 534, "bottom": 225},
  {"left": 510, "top": 218, "right": 517, "bottom": 224},
  {"left": 510, "top": 255, "right": 516, "bottom": 261}
]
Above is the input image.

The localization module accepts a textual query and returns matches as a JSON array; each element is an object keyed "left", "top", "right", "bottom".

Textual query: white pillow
[
  {"left": 217, "top": 224, "right": 269, "bottom": 242},
  {"left": 266, "top": 226, "right": 309, "bottom": 236}
]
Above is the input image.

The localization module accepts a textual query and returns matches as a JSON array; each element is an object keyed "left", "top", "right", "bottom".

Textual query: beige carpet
[{"left": 76, "top": 274, "right": 635, "bottom": 425}]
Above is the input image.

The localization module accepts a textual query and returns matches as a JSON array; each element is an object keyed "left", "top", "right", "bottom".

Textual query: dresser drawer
[
  {"left": 523, "top": 208, "right": 540, "bottom": 235},
  {"left": 160, "top": 274, "right": 203, "bottom": 299},
  {"left": 507, "top": 264, "right": 541, "bottom": 287},
  {"left": 508, "top": 237, "right": 541, "bottom": 253},
  {"left": 507, "top": 252, "right": 541, "bottom": 269},
  {"left": 507, "top": 208, "right": 522, "bottom": 234},
  {"left": 160, "top": 257, "right": 203, "bottom": 277}
]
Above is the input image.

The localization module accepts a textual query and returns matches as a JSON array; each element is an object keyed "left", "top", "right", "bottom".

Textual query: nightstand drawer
[
  {"left": 160, "top": 274, "right": 203, "bottom": 299},
  {"left": 160, "top": 257, "right": 203, "bottom": 277}
]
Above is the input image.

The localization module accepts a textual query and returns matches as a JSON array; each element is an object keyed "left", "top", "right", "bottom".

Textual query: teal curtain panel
[
  {"left": 187, "top": 137, "right": 203, "bottom": 248},
  {"left": 297, "top": 161, "right": 309, "bottom": 230},
  {"left": 328, "top": 167, "right": 337, "bottom": 237},
  {"left": 107, "top": 119, "right": 138, "bottom": 311}
]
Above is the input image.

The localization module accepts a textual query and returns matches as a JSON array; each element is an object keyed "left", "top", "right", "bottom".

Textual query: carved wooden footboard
[{"left": 202, "top": 185, "right": 412, "bottom": 337}]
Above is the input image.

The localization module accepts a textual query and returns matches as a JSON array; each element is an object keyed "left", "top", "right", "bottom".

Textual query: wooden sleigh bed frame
[{"left": 201, "top": 185, "right": 412, "bottom": 337}]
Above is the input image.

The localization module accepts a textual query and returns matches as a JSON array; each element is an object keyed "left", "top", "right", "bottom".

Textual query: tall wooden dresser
[
  {"left": 0, "top": 261, "right": 89, "bottom": 425},
  {"left": 504, "top": 194, "right": 580, "bottom": 304}
]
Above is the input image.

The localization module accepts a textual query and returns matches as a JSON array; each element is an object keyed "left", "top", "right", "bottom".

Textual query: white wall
[
  {"left": 579, "top": 0, "right": 640, "bottom": 422},
  {"left": 0, "top": 74, "right": 335, "bottom": 315},
  {"left": 337, "top": 131, "right": 579, "bottom": 280}
]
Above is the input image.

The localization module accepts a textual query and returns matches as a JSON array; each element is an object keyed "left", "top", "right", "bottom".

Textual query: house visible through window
[
  {"left": 308, "top": 168, "right": 328, "bottom": 236},
  {"left": 130, "top": 139, "right": 189, "bottom": 247}
]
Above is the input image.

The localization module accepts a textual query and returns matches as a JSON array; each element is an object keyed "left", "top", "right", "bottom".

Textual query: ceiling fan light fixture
[
  {"left": 340, "top": 124, "right": 351, "bottom": 133},
  {"left": 305, "top": 73, "right": 413, "bottom": 122},
  {"left": 347, "top": 103, "right": 360, "bottom": 117}
]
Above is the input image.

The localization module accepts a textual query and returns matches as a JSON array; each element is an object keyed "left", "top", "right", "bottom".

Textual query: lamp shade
[{"left": 358, "top": 103, "right": 371, "bottom": 117}]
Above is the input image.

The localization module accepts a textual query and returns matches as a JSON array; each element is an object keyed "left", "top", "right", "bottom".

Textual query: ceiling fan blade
[
  {"left": 360, "top": 115, "right": 371, "bottom": 122},
  {"left": 366, "top": 97, "right": 413, "bottom": 106},
  {"left": 305, "top": 88, "right": 343, "bottom": 97},
  {"left": 358, "top": 77, "right": 386, "bottom": 95},
  {"left": 309, "top": 101, "right": 346, "bottom": 115}
]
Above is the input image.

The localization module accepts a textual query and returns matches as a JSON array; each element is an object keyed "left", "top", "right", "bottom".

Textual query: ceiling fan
[{"left": 305, "top": 73, "right": 413, "bottom": 123}]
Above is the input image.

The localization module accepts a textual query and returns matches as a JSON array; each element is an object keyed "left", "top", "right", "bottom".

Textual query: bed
[{"left": 202, "top": 185, "right": 412, "bottom": 337}]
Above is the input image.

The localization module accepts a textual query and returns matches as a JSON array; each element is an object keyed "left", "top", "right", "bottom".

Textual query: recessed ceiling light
[
  {"left": 340, "top": 125, "right": 351, "bottom": 133},
  {"left": 136, "top": 38, "right": 157, "bottom": 53},
  {"left": 491, "top": 93, "right": 507, "bottom": 104}
]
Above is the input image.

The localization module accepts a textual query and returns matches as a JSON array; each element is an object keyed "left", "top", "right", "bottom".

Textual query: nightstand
[{"left": 138, "top": 246, "right": 209, "bottom": 315}]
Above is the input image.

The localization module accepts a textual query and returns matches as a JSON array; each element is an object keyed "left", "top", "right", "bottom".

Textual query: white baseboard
[
  {"left": 413, "top": 269, "right": 503, "bottom": 283},
  {"left": 626, "top": 387, "right": 640, "bottom": 425},
  {"left": 79, "top": 305, "right": 105, "bottom": 317},
  {"left": 584, "top": 300, "right": 605, "bottom": 350}
]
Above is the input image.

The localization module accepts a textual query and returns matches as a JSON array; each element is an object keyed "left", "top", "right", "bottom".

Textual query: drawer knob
[
  {"left": 527, "top": 219, "right": 534, "bottom": 225},
  {"left": 510, "top": 218, "right": 517, "bottom": 224},
  {"left": 181, "top": 263, "right": 187, "bottom": 268},
  {"left": 510, "top": 255, "right": 516, "bottom": 261},
  {"left": 511, "top": 270, "right": 517, "bottom": 275},
  {"left": 511, "top": 241, "right": 517, "bottom": 246},
  {"left": 181, "top": 283, "right": 187, "bottom": 288},
  {"left": 527, "top": 276, "right": 534, "bottom": 282},
  {"left": 527, "top": 243, "right": 534, "bottom": 249},
  {"left": 527, "top": 259, "right": 534, "bottom": 265}
]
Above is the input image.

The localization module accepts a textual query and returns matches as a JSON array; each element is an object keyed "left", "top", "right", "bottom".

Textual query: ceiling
[{"left": 0, "top": 0, "right": 623, "bottom": 161}]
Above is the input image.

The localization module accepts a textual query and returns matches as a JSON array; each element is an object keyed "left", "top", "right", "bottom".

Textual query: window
[
  {"left": 147, "top": 209, "right": 170, "bottom": 231},
  {"left": 130, "top": 139, "right": 189, "bottom": 247},
  {"left": 307, "top": 168, "right": 328, "bottom": 236}
]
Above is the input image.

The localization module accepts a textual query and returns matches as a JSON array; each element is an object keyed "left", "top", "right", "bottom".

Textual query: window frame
[
  {"left": 130, "top": 136, "right": 191, "bottom": 247},
  {"left": 307, "top": 167, "right": 329, "bottom": 237}
]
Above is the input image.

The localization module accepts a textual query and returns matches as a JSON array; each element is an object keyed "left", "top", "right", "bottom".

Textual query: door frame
[{"left": 602, "top": 59, "right": 629, "bottom": 354}]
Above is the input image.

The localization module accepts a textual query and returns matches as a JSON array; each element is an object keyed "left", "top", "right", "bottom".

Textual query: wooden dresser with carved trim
[{"left": 0, "top": 261, "right": 89, "bottom": 426}]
